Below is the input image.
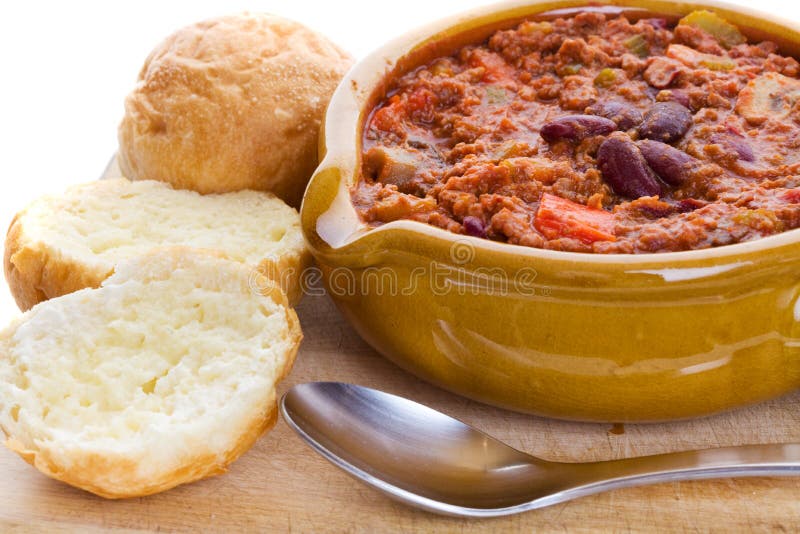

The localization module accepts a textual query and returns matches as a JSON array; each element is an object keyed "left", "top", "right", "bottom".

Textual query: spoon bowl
[{"left": 281, "top": 382, "right": 800, "bottom": 517}]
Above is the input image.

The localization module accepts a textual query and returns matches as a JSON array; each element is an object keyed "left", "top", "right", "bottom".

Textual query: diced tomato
[
  {"left": 406, "top": 88, "right": 438, "bottom": 123},
  {"left": 534, "top": 193, "right": 617, "bottom": 244},
  {"left": 467, "top": 49, "right": 515, "bottom": 83},
  {"left": 371, "top": 96, "right": 405, "bottom": 135},
  {"left": 371, "top": 88, "right": 438, "bottom": 132}
]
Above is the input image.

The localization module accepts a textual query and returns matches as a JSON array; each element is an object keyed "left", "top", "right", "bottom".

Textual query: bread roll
[
  {"left": 4, "top": 178, "right": 310, "bottom": 311},
  {"left": 117, "top": 13, "right": 352, "bottom": 207},
  {"left": 0, "top": 249, "right": 301, "bottom": 498}
]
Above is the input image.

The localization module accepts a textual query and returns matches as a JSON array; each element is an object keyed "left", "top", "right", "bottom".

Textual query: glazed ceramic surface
[{"left": 301, "top": 0, "right": 800, "bottom": 422}]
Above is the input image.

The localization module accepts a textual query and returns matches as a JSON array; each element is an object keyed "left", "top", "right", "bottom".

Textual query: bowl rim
[{"left": 303, "top": 0, "right": 800, "bottom": 267}]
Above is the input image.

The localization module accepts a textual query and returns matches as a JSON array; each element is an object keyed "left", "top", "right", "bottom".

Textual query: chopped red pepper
[
  {"left": 782, "top": 189, "right": 800, "bottom": 203},
  {"left": 534, "top": 193, "right": 617, "bottom": 244}
]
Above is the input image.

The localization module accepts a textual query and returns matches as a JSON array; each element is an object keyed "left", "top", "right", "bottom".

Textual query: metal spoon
[{"left": 280, "top": 382, "right": 800, "bottom": 518}]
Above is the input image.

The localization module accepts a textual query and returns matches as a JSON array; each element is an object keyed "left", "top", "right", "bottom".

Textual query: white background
[{"left": 0, "top": 0, "right": 796, "bottom": 325}]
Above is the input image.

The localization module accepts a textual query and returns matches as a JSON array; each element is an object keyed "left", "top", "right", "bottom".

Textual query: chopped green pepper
[
  {"left": 485, "top": 86, "right": 509, "bottom": 105},
  {"left": 430, "top": 60, "right": 453, "bottom": 77},
  {"left": 667, "top": 44, "right": 736, "bottom": 71},
  {"left": 594, "top": 68, "right": 617, "bottom": 88},
  {"left": 499, "top": 159, "right": 517, "bottom": 173},
  {"left": 560, "top": 63, "right": 583, "bottom": 76},
  {"left": 519, "top": 21, "right": 553, "bottom": 35},
  {"left": 679, "top": 10, "right": 746, "bottom": 49},
  {"left": 624, "top": 34, "right": 650, "bottom": 57},
  {"left": 732, "top": 209, "right": 782, "bottom": 231},
  {"left": 699, "top": 56, "right": 735, "bottom": 71},
  {"left": 494, "top": 141, "right": 527, "bottom": 160}
]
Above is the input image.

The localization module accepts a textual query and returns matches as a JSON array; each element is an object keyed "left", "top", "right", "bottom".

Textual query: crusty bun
[
  {"left": 0, "top": 249, "right": 302, "bottom": 498},
  {"left": 117, "top": 13, "right": 352, "bottom": 207},
  {"left": 4, "top": 178, "right": 310, "bottom": 311}
]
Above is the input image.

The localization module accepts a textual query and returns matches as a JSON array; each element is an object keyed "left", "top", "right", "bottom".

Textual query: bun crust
[
  {"left": 0, "top": 249, "right": 301, "bottom": 498},
  {"left": 4, "top": 400, "right": 280, "bottom": 499},
  {"left": 117, "top": 13, "right": 352, "bottom": 207},
  {"left": 4, "top": 212, "right": 110, "bottom": 311}
]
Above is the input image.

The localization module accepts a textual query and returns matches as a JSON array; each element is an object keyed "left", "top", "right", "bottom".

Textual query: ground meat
[{"left": 354, "top": 10, "right": 800, "bottom": 253}]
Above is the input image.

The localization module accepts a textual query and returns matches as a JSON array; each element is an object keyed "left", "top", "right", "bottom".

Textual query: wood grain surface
[{"left": 1, "top": 288, "right": 799, "bottom": 532}]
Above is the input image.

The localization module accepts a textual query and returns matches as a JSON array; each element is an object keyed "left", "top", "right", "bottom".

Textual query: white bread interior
[
  {"left": 0, "top": 248, "right": 302, "bottom": 498},
  {"left": 4, "top": 178, "right": 310, "bottom": 310}
]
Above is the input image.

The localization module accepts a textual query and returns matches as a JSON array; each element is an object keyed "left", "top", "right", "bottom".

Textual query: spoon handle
[{"left": 569, "top": 443, "right": 800, "bottom": 497}]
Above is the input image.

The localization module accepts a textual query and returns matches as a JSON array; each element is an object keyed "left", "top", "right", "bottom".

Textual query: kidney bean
[
  {"left": 540, "top": 114, "right": 617, "bottom": 143},
  {"left": 637, "top": 102, "right": 693, "bottom": 143},
  {"left": 585, "top": 101, "right": 643, "bottom": 130},
  {"left": 597, "top": 133, "right": 662, "bottom": 198},
  {"left": 676, "top": 198, "right": 707, "bottom": 212},
  {"left": 710, "top": 132, "right": 755, "bottom": 162},
  {"left": 462, "top": 216, "right": 487, "bottom": 238},
  {"left": 655, "top": 88, "right": 691, "bottom": 109},
  {"left": 638, "top": 201, "right": 676, "bottom": 219},
  {"left": 637, "top": 139, "right": 697, "bottom": 186}
]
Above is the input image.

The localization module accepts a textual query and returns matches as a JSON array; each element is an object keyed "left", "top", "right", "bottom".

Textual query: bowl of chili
[{"left": 302, "top": 0, "right": 800, "bottom": 421}]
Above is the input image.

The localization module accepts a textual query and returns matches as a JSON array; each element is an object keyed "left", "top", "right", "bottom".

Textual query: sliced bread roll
[
  {"left": 0, "top": 248, "right": 302, "bottom": 498},
  {"left": 4, "top": 178, "right": 310, "bottom": 311}
]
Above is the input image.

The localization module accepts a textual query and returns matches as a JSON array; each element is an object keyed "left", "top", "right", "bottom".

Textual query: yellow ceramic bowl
[{"left": 302, "top": 0, "right": 800, "bottom": 422}]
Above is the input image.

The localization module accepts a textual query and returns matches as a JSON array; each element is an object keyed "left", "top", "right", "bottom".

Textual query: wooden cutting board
[{"left": 1, "top": 289, "right": 800, "bottom": 532}]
